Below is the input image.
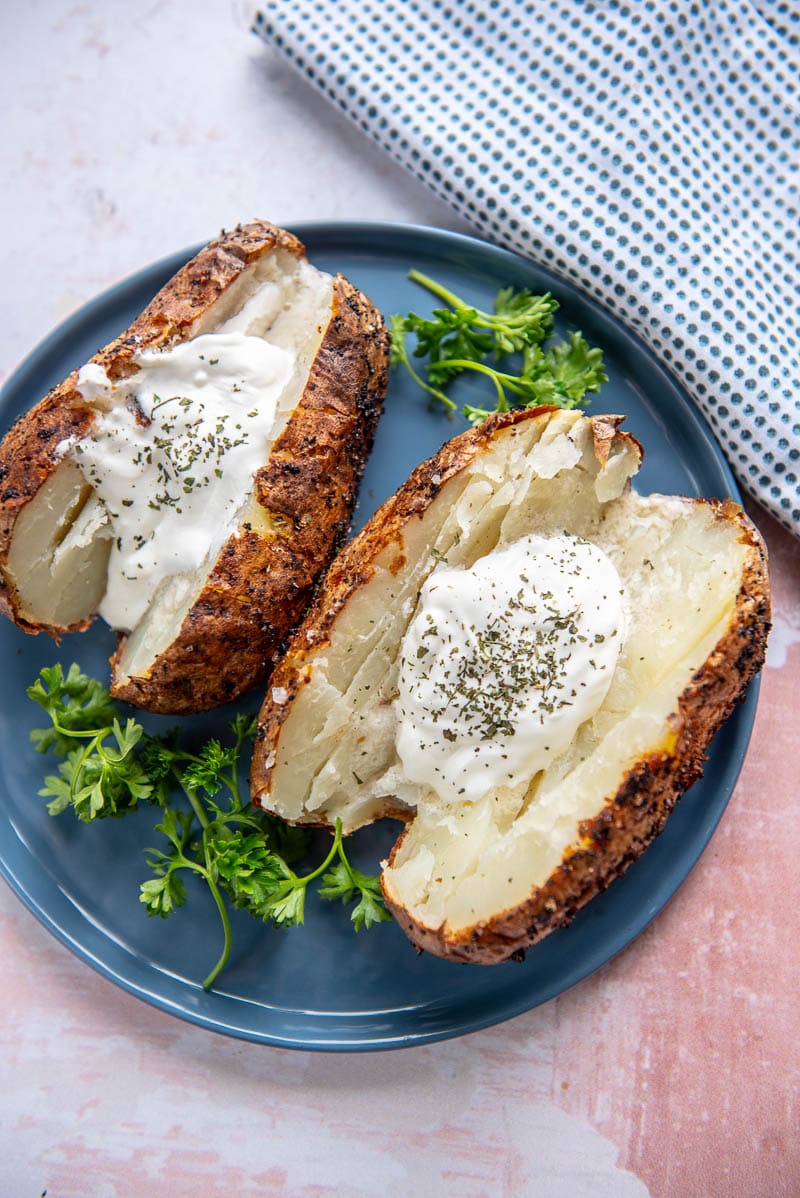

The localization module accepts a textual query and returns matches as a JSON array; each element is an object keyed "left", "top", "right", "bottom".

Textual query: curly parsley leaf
[
  {"left": 350, "top": 882, "right": 393, "bottom": 933},
  {"left": 207, "top": 827, "right": 292, "bottom": 915},
  {"left": 140, "top": 869, "right": 188, "bottom": 918},
  {"left": 405, "top": 307, "right": 494, "bottom": 375},
  {"left": 28, "top": 663, "right": 120, "bottom": 755},
  {"left": 229, "top": 711, "right": 258, "bottom": 747},
  {"left": 181, "top": 739, "right": 237, "bottom": 798},
  {"left": 541, "top": 330, "right": 607, "bottom": 403},
  {"left": 37, "top": 717, "right": 152, "bottom": 821},
  {"left": 319, "top": 841, "right": 393, "bottom": 932},
  {"left": 492, "top": 285, "right": 557, "bottom": 354}
]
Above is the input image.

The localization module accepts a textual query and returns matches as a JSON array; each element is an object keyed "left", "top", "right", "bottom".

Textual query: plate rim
[{"left": 0, "top": 219, "right": 756, "bottom": 1051}]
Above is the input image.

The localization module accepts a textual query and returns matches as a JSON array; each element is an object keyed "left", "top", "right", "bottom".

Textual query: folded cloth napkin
[{"left": 254, "top": 0, "right": 800, "bottom": 534}]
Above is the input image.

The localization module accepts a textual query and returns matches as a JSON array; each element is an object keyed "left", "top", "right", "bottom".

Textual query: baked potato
[
  {"left": 250, "top": 407, "right": 770, "bottom": 963},
  {"left": 0, "top": 220, "right": 389, "bottom": 713}
]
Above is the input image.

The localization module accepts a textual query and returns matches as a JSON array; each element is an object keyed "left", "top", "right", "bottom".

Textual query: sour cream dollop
[
  {"left": 395, "top": 533, "right": 625, "bottom": 804},
  {"left": 71, "top": 331, "right": 293, "bottom": 630}
]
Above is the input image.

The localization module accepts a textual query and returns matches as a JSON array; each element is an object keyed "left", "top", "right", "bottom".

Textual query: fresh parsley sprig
[
  {"left": 28, "top": 663, "right": 390, "bottom": 989},
  {"left": 28, "top": 664, "right": 152, "bottom": 820},
  {"left": 391, "top": 270, "right": 607, "bottom": 423}
]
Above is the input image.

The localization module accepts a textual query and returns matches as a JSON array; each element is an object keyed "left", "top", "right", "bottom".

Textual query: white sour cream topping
[
  {"left": 72, "top": 331, "right": 293, "bottom": 630},
  {"left": 395, "top": 533, "right": 625, "bottom": 804}
]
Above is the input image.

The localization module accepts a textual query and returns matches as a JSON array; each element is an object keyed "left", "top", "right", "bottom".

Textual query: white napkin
[{"left": 253, "top": 0, "right": 800, "bottom": 535}]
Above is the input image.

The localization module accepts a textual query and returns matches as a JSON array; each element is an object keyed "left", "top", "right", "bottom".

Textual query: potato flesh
[
  {"left": 7, "top": 460, "right": 111, "bottom": 627},
  {"left": 267, "top": 411, "right": 634, "bottom": 825},
  {"left": 386, "top": 532, "right": 740, "bottom": 931},
  {"left": 7, "top": 251, "right": 333, "bottom": 663},
  {"left": 264, "top": 411, "right": 747, "bottom": 935}
]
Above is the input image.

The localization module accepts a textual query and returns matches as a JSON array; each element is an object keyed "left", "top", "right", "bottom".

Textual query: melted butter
[
  {"left": 71, "top": 331, "right": 293, "bottom": 630},
  {"left": 395, "top": 533, "right": 625, "bottom": 804}
]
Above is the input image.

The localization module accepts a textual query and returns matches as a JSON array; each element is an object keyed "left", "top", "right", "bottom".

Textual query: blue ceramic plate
[{"left": 0, "top": 223, "right": 758, "bottom": 1051}]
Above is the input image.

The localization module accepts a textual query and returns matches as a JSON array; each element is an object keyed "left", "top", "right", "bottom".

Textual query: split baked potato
[
  {"left": 0, "top": 221, "right": 389, "bottom": 713},
  {"left": 251, "top": 407, "right": 770, "bottom": 963}
]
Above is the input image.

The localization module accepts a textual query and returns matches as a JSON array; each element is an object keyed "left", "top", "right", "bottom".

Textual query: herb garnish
[
  {"left": 120, "top": 397, "right": 249, "bottom": 513},
  {"left": 27, "top": 663, "right": 390, "bottom": 989},
  {"left": 404, "top": 587, "right": 584, "bottom": 743},
  {"left": 391, "top": 270, "right": 607, "bottom": 424}
]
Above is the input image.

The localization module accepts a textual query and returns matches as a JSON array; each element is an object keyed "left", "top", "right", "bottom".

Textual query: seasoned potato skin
[
  {"left": 384, "top": 500, "right": 770, "bottom": 963},
  {"left": 111, "top": 273, "right": 390, "bottom": 712},
  {"left": 251, "top": 410, "right": 770, "bottom": 965},
  {"left": 250, "top": 407, "right": 642, "bottom": 793},
  {"left": 0, "top": 221, "right": 390, "bottom": 713}
]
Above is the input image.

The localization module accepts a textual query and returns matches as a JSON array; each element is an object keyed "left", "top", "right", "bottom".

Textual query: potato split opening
[
  {"left": 6, "top": 251, "right": 333, "bottom": 681},
  {"left": 253, "top": 409, "right": 762, "bottom": 956}
]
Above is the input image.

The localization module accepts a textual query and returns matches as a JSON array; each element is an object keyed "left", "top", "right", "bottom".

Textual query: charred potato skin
[
  {"left": 0, "top": 220, "right": 306, "bottom": 633},
  {"left": 250, "top": 408, "right": 643, "bottom": 800},
  {"left": 111, "top": 273, "right": 390, "bottom": 713},
  {"left": 383, "top": 501, "right": 770, "bottom": 964}
]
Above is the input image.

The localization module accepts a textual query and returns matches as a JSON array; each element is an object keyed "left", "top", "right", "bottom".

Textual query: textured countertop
[{"left": 1, "top": 4, "right": 798, "bottom": 1195}]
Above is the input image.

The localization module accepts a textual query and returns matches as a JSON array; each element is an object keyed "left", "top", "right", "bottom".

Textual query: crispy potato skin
[
  {"left": 0, "top": 221, "right": 390, "bottom": 713},
  {"left": 383, "top": 500, "right": 770, "bottom": 964},
  {"left": 111, "top": 274, "right": 389, "bottom": 713}
]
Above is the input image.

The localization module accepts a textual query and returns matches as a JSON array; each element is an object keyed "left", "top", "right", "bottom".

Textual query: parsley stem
[
  {"left": 407, "top": 270, "right": 517, "bottom": 333},
  {"left": 408, "top": 270, "right": 472, "bottom": 314},
  {"left": 429, "top": 358, "right": 530, "bottom": 395},
  {"left": 399, "top": 346, "right": 457, "bottom": 411},
  {"left": 150, "top": 394, "right": 181, "bottom": 415},
  {"left": 51, "top": 719, "right": 110, "bottom": 741},
  {"left": 429, "top": 358, "right": 513, "bottom": 409},
  {"left": 418, "top": 375, "right": 458, "bottom": 413},
  {"left": 188, "top": 825, "right": 234, "bottom": 991},
  {"left": 224, "top": 771, "right": 241, "bottom": 809},
  {"left": 335, "top": 831, "right": 359, "bottom": 886},
  {"left": 296, "top": 819, "right": 344, "bottom": 886},
  {"left": 181, "top": 783, "right": 210, "bottom": 831},
  {"left": 280, "top": 819, "right": 344, "bottom": 894},
  {"left": 408, "top": 270, "right": 551, "bottom": 337},
  {"left": 201, "top": 871, "right": 232, "bottom": 990}
]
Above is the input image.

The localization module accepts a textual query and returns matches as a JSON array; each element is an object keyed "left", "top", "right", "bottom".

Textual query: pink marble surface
[{"left": 1, "top": 4, "right": 798, "bottom": 1196}]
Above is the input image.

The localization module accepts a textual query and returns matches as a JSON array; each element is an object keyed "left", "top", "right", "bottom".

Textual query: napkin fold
[{"left": 254, "top": 0, "right": 800, "bottom": 534}]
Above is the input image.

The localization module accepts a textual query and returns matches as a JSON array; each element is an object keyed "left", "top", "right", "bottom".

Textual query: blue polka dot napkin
[{"left": 253, "top": 1, "right": 800, "bottom": 534}]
